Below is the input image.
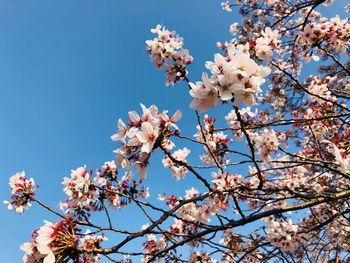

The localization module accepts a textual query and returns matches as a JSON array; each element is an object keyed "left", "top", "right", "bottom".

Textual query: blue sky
[
  {"left": 1, "top": 1, "right": 347, "bottom": 262},
  {"left": 0, "top": 0, "right": 235, "bottom": 261}
]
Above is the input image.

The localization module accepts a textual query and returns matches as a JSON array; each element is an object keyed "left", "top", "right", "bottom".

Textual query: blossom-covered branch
[{"left": 5, "top": 0, "right": 350, "bottom": 262}]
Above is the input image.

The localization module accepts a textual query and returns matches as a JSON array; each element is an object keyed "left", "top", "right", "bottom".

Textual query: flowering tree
[{"left": 5, "top": 0, "right": 350, "bottom": 262}]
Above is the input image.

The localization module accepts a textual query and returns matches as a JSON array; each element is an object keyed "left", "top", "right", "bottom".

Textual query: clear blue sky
[
  {"left": 0, "top": 1, "right": 346, "bottom": 262},
  {"left": 0, "top": 1, "right": 235, "bottom": 261}
]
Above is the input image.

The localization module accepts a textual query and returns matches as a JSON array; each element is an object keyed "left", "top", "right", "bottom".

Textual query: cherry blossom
[
  {"left": 162, "top": 147, "right": 190, "bottom": 180},
  {"left": 254, "top": 128, "right": 279, "bottom": 161},
  {"left": 189, "top": 73, "right": 219, "bottom": 112},
  {"left": 146, "top": 24, "right": 193, "bottom": 85},
  {"left": 254, "top": 27, "right": 280, "bottom": 61},
  {"left": 191, "top": 43, "right": 271, "bottom": 108},
  {"left": 4, "top": 171, "right": 37, "bottom": 213},
  {"left": 112, "top": 103, "right": 181, "bottom": 180},
  {"left": 221, "top": 1, "right": 232, "bottom": 12},
  {"left": 21, "top": 219, "right": 77, "bottom": 263},
  {"left": 265, "top": 217, "right": 301, "bottom": 252},
  {"left": 78, "top": 230, "right": 108, "bottom": 263}
]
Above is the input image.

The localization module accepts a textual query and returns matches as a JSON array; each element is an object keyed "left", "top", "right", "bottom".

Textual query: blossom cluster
[
  {"left": 190, "top": 44, "right": 271, "bottom": 111},
  {"left": 146, "top": 24, "right": 193, "bottom": 85},
  {"left": 21, "top": 219, "right": 77, "bottom": 263},
  {"left": 211, "top": 171, "right": 243, "bottom": 191},
  {"left": 162, "top": 147, "right": 190, "bottom": 180},
  {"left": 221, "top": 1, "right": 232, "bottom": 12},
  {"left": 188, "top": 251, "right": 218, "bottom": 263},
  {"left": 325, "top": 141, "right": 350, "bottom": 175},
  {"left": 4, "top": 171, "right": 37, "bottom": 213},
  {"left": 302, "top": 204, "right": 350, "bottom": 251},
  {"left": 293, "top": 100, "right": 337, "bottom": 140},
  {"left": 159, "top": 186, "right": 228, "bottom": 226},
  {"left": 225, "top": 107, "right": 258, "bottom": 140},
  {"left": 298, "top": 15, "right": 350, "bottom": 57},
  {"left": 60, "top": 161, "right": 149, "bottom": 218},
  {"left": 254, "top": 128, "right": 279, "bottom": 162},
  {"left": 219, "top": 229, "right": 263, "bottom": 263},
  {"left": 79, "top": 230, "right": 108, "bottom": 263},
  {"left": 305, "top": 76, "right": 332, "bottom": 102},
  {"left": 254, "top": 27, "right": 280, "bottom": 61},
  {"left": 112, "top": 103, "right": 182, "bottom": 179},
  {"left": 226, "top": 108, "right": 279, "bottom": 162},
  {"left": 271, "top": 164, "right": 331, "bottom": 200},
  {"left": 195, "top": 115, "right": 230, "bottom": 165},
  {"left": 141, "top": 234, "right": 167, "bottom": 262},
  {"left": 20, "top": 219, "right": 106, "bottom": 263},
  {"left": 265, "top": 217, "right": 301, "bottom": 252},
  {"left": 61, "top": 166, "right": 100, "bottom": 215}
]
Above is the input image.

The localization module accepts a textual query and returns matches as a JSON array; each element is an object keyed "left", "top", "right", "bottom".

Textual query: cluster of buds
[
  {"left": 112, "top": 104, "right": 182, "bottom": 179},
  {"left": 4, "top": 171, "right": 37, "bottom": 213},
  {"left": 146, "top": 24, "right": 193, "bottom": 85}
]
